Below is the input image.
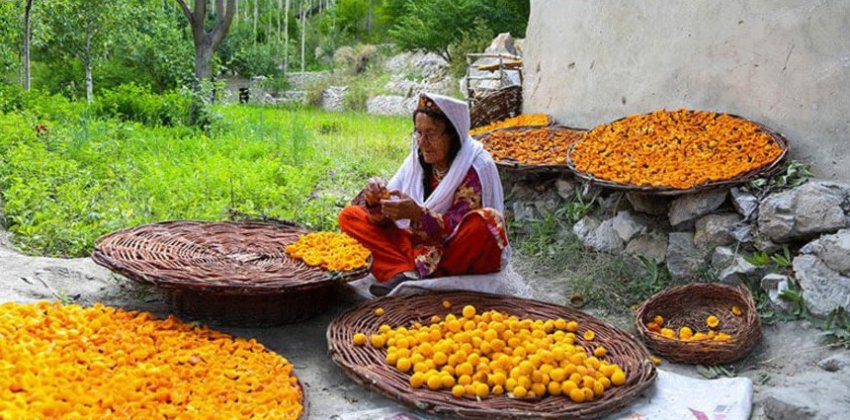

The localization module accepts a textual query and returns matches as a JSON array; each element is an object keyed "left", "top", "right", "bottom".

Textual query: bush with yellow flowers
[
  {"left": 0, "top": 301, "right": 302, "bottom": 418},
  {"left": 352, "top": 304, "right": 628, "bottom": 403},
  {"left": 479, "top": 127, "right": 583, "bottom": 166},
  {"left": 570, "top": 109, "right": 784, "bottom": 189},
  {"left": 644, "top": 312, "right": 735, "bottom": 342},
  {"left": 469, "top": 114, "right": 552, "bottom": 137},
  {"left": 286, "top": 232, "right": 370, "bottom": 272}
]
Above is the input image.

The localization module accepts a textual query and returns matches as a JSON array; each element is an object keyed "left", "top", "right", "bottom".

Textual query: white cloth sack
[
  {"left": 335, "top": 369, "right": 752, "bottom": 420},
  {"left": 608, "top": 369, "right": 753, "bottom": 420},
  {"left": 346, "top": 263, "right": 531, "bottom": 300}
]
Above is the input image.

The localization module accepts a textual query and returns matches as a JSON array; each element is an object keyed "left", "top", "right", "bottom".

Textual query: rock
[
  {"left": 761, "top": 273, "right": 792, "bottom": 311},
  {"left": 574, "top": 217, "right": 624, "bottom": 253},
  {"left": 612, "top": 211, "right": 653, "bottom": 243},
  {"left": 508, "top": 182, "right": 537, "bottom": 202},
  {"left": 760, "top": 395, "right": 816, "bottom": 420},
  {"left": 625, "top": 233, "right": 668, "bottom": 263},
  {"left": 626, "top": 192, "right": 669, "bottom": 216},
  {"left": 793, "top": 254, "right": 850, "bottom": 317},
  {"left": 754, "top": 234, "right": 783, "bottom": 253},
  {"left": 799, "top": 229, "right": 850, "bottom": 276},
  {"left": 320, "top": 86, "right": 347, "bottom": 111},
  {"left": 384, "top": 51, "right": 448, "bottom": 80},
  {"left": 758, "top": 181, "right": 850, "bottom": 242},
  {"left": 573, "top": 216, "right": 601, "bottom": 241},
  {"left": 511, "top": 202, "right": 538, "bottom": 223},
  {"left": 731, "top": 187, "right": 760, "bottom": 220},
  {"left": 711, "top": 246, "right": 736, "bottom": 269},
  {"left": 598, "top": 192, "right": 631, "bottom": 215},
  {"left": 717, "top": 255, "right": 759, "bottom": 284},
  {"left": 666, "top": 232, "right": 705, "bottom": 280},
  {"left": 555, "top": 179, "right": 575, "bottom": 200},
  {"left": 817, "top": 353, "right": 850, "bottom": 372},
  {"left": 366, "top": 95, "right": 417, "bottom": 116},
  {"left": 668, "top": 190, "right": 728, "bottom": 230},
  {"left": 285, "top": 71, "right": 331, "bottom": 91},
  {"left": 694, "top": 213, "right": 743, "bottom": 249},
  {"left": 533, "top": 197, "right": 559, "bottom": 216},
  {"left": 729, "top": 222, "right": 755, "bottom": 243},
  {"left": 485, "top": 33, "right": 519, "bottom": 56},
  {"left": 818, "top": 353, "right": 850, "bottom": 372}
]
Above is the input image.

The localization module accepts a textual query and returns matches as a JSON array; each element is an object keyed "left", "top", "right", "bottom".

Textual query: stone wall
[
  {"left": 503, "top": 170, "right": 850, "bottom": 317},
  {"left": 523, "top": 0, "right": 850, "bottom": 182}
]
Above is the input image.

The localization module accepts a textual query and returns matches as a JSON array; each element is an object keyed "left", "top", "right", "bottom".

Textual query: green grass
[{"left": 0, "top": 97, "right": 411, "bottom": 257}]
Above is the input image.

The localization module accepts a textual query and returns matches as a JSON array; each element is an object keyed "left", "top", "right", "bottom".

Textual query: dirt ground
[{"left": 1, "top": 230, "right": 848, "bottom": 419}]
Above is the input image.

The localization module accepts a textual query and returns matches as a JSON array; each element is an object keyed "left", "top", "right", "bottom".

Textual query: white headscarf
[{"left": 387, "top": 93, "right": 505, "bottom": 227}]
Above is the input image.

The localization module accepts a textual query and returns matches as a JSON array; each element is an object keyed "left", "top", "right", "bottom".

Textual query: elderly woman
[{"left": 339, "top": 93, "right": 508, "bottom": 296}]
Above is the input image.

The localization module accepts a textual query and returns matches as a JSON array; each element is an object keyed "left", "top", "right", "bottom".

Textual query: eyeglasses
[{"left": 414, "top": 130, "right": 445, "bottom": 145}]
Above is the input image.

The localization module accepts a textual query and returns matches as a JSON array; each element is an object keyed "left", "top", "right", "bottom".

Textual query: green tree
[
  {"left": 42, "top": 0, "right": 122, "bottom": 102},
  {"left": 388, "top": 0, "right": 474, "bottom": 62},
  {"left": 0, "top": 1, "right": 22, "bottom": 82},
  {"left": 387, "top": 0, "right": 529, "bottom": 62}
]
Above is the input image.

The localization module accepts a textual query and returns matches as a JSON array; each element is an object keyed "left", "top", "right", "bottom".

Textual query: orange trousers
[{"left": 338, "top": 206, "right": 502, "bottom": 282}]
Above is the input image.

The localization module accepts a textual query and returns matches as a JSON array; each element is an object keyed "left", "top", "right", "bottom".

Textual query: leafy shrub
[
  {"left": 93, "top": 83, "right": 193, "bottom": 126},
  {"left": 447, "top": 19, "right": 495, "bottom": 79},
  {"left": 228, "top": 43, "right": 280, "bottom": 78},
  {"left": 333, "top": 44, "right": 378, "bottom": 75}
]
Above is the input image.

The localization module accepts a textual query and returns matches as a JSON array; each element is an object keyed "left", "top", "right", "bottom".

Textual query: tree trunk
[
  {"left": 366, "top": 0, "right": 372, "bottom": 34},
  {"left": 176, "top": 0, "right": 237, "bottom": 88},
  {"left": 300, "top": 0, "right": 306, "bottom": 73},
  {"left": 194, "top": 40, "right": 214, "bottom": 82},
  {"left": 284, "top": 0, "right": 290, "bottom": 74},
  {"left": 276, "top": 0, "right": 282, "bottom": 54},
  {"left": 23, "top": 0, "right": 33, "bottom": 90},
  {"left": 253, "top": 0, "right": 258, "bottom": 44}
]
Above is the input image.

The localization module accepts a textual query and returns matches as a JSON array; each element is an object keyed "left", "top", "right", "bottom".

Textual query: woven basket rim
[
  {"left": 328, "top": 291, "right": 657, "bottom": 419},
  {"left": 92, "top": 220, "right": 371, "bottom": 296},
  {"left": 479, "top": 125, "right": 588, "bottom": 174},
  {"left": 565, "top": 112, "right": 790, "bottom": 196},
  {"left": 634, "top": 283, "right": 762, "bottom": 365}
]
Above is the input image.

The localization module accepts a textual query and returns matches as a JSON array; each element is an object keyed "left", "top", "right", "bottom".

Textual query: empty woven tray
[{"left": 328, "top": 292, "right": 656, "bottom": 419}]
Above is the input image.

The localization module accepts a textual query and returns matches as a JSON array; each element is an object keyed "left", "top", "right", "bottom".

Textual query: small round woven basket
[
  {"left": 566, "top": 113, "right": 789, "bottom": 196},
  {"left": 635, "top": 283, "right": 762, "bottom": 365},
  {"left": 478, "top": 125, "right": 587, "bottom": 174},
  {"left": 92, "top": 220, "right": 370, "bottom": 326},
  {"left": 328, "top": 292, "right": 656, "bottom": 419}
]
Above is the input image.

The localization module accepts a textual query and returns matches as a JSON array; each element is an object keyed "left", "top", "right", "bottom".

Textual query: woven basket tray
[
  {"left": 478, "top": 125, "right": 587, "bottom": 174},
  {"left": 92, "top": 220, "right": 370, "bottom": 326},
  {"left": 566, "top": 113, "right": 789, "bottom": 196},
  {"left": 635, "top": 283, "right": 762, "bottom": 365},
  {"left": 469, "top": 85, "right": 523, "bottom": 130},
  {"left": 328, "top": 292, "right": 656, "bottom": 419}
]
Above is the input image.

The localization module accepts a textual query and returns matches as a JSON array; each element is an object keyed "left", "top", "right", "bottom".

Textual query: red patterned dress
[{"left": 339, "top": 168, "right": 507, "bottom": 282}]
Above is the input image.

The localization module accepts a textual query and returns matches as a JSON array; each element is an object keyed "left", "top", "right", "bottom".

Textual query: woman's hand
[
  {"left": 381, "top": 191, "right": 424, "bottom": 221},
  {"left": 364, "top": 177, "right": 387, "bottom": 206}
]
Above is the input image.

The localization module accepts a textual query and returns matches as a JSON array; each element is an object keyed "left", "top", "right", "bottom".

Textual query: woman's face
[{"left": 414, "top": 112, "right": 451, "bottom": 167}]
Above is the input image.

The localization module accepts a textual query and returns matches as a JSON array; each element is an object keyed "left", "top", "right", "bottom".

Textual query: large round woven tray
[
  {"left": 328, "top": 292, "right": 656, "bottom": 419},
  {"left": 92, "top": 220, "right": 371, "bottom": 326},
  {"left": 635, "top": 283, "right": 762, "bottom": 365},
  {"left": 565, "top": 113, "right": 789, "bottom": 196},
  {"left": 478, "top": 125, "right": 587, "bottom": 174}
]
